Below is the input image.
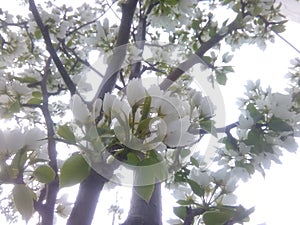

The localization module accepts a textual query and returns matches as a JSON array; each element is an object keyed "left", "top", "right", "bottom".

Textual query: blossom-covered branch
[{"left": 29, "top": 0, "right": 76, "bottom": 95}]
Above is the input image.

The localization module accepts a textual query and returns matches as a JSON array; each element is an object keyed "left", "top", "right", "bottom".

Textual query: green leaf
[
  {"left": 173, "top": 206, "right": 187, "bottom": 220},
  {"left": 232, "top": 2, "right": 242, "bottom": 12},
  {"left": 200, "top": 120, "right": 217, "bottom": 137},
  {"left": 190, "top": 156, "right": 200, "bottom": 167},
  {"left": 32, "top": 91, "right": 42, "bottom": 98},
  {"left": 12, "top": 184, "right": 34, "bottom": 222},
  {"left": 246, "top": 103, "right": 262, "bottom": 122},
  {"left": 9, "top": 100, "right": 20, "bottom": 113},
  {"left": 271, "top": 24, "right": 286, "bottom": 33},
  {"left": 27, "top": 98, "right": 42, "bottom": 105},
  {"left": 141, "top": 96, "right": 151, "bottom": 121},
  {"left": 59, "top": 154, "right": 90, "bottom": 188},
  {"left": 203, "top": 211, "right": 232, "bottom": 225},
  {"left": 57, "top": 124, "right": 76, "bottom": 144},
  {"left": 34, "top": 29, "right": 42, "bottom": 39},
  {"left": 9, "top": 151, "right": 27, "bottom": 179},
  {"left": 215, "top": 71, "right": 227, "bottom": 85},
  {"left": 222, "top": 0, "right": 233, "bottom": 5},
  {"left": 135, "top": 118, "right": 152, "bottom": 137},
  {"left": 165, "top": 0, "right": 178, "bottom": 6},
  {"left": 187, "top": 179, "right": 204, "bottom": 197},
  {"left": 33, "top": 165, "right": 56, "bottom": 184},
  {"left": 269, "top": 116, "right": 293, "bottom": 132},
  {"left": 191, "top": 20, "right": 200, "bottom": 30},
  {"left": 244, "top": 129, "right": 273, "bottom": 154},
  {"left": 126, "top": 152, "right": 140, "bottom": 165},
  {"left": 135, "top": 184, "right": 155, "bottom": 203},
  {"left": 253, "top": 6, "right": 262, "bottom": 16},
  {"left": 176, "top": 199, "right": 196, "bottom": 206},
  {"left": 222, "top": 66, "right": 234, "bottom": 72}
]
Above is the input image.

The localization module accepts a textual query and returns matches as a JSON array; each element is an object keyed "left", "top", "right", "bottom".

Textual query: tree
[{"left": 0, "top": 0, "right": 299, "bottom": 224}]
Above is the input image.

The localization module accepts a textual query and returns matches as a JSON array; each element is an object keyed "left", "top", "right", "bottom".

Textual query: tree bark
[
  {"left": 121, "top": 183, "right": 162, "bottom": 225},
  {"left": 66, "top": 170, "right": 107, "bottom": 225},
  {"left": 67, "top": 1, "right": 139, "bottom": 225}
]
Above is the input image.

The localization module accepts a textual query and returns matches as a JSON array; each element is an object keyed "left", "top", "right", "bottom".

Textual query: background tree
[{"left": 0, "top": 0, "right": 299, "bottom": 225}]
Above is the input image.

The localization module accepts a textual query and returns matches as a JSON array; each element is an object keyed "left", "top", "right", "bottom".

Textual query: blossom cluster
[
  {"left": 70, "top": 78, "right": 215, "bottom": 162},
  {"left": 217, "top": 80, "right": 299, "bottom": 179},
  {"left": 0, "top": 127, "right": 46, "bottom": 159}
]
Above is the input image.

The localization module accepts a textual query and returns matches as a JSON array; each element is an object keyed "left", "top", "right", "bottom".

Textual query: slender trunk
[
  {"left": 121, "top": 183, "right": 162, "bottom": 225},
  {"left": 66, "top": 170, "right": 107, "bottom": 225}
]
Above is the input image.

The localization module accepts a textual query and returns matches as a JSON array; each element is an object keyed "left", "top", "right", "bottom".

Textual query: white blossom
[
  {"left": 171, "top": 184, "right": 193, "bottom": 200},
  {"left": 222, "top": 193, "right": 237, "bottom": 205},
  {"left": 191, "top": 91, "right": 202, "bottom": 107},
  {"left": 245, "top": 80, "right": 260, "bottom": 92},
  {"left": 224, "top": 177, "right": 238, "bottom": 193},
  {"left": 231, "top": 167, "right": 250, "bottom": 182},
  {"left": 268, "top": 93, "right": 293, "bottom": 120},
  {"left": 212, "top": 168, "right": 230, "bottom": 184},
  {"left": 103, "top": 93, "right": 116, "bottom": 116},
  {"left": 70, "top": 94, "right": 90, "bottom": 124},
  {"left": 92, "top": 98, "right": 102, "bottom": 121},
  {"left": 11, "top": 81, "right": 31, "bottom": 95},
  {"left": 164, "top": 116, "right": 195, "bottom": 147},
  {"left": 126, "top": 78, "right": 146, "bottom": 107},
  {"left": 103, "top": 18, "right": 109, "bottom": 30},
  {"left": 24, "top": 127, "right": 46, "bottom": 150},
  {"left": 276, "top": 136, "right": 298, "bottom": 153},
  {"left": 238, "top": 113, "right": 254, "bottom": 129},
  {"left": 2, "top": 129, "right": 25, "bottom": 155},
  {"left": 56, "top": 194, "right": 72, "bottom": 218},
  {"left": 189, "top": 168, "right": 210, "bottom": 187},
  {"left": 200, "top": 96, "right": 214, "bottom": 117}
]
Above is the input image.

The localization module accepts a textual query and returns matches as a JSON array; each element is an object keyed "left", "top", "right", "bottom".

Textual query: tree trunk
[
  {"left": 121, "top": 183, "right": 162, "bottom": 225},
  {"left": 66, "top": 170, "right": 107, "bottom": 225}
]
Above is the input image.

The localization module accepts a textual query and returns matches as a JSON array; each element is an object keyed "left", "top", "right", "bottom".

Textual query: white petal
[
  {"left": 126, "top": 78, "right": 146, "bottom": 107},
  {"left": 4, "top": 129, "right": 25, "bottom": 154},
  {"left": 25, "top": 127, "right": 46, "bottom": 150},
  {"left": 222, "top": 193, "right": 237, "bottom": 205},
  {"left": 92, "top": 98, "right": 102, "bottom": 121},
  {"left": 103, "top": 93, "right": 116, "bottom": 116},
  {"left": 70, "top": 94, "right": 90, "bottom": 124}
]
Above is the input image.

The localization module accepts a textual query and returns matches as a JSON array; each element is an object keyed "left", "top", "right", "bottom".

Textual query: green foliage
[
  {"left": 200, "top": 119, "right": 217, "bottom": 137},
  {"left": 12, "top": 184, "right": 34, "bottom": 222},
  {"left": 33, "top": 165, "right": 56, "bottom": 184},
  {"left": 203, "top": 211, "right": 233, "bottom": 225},
  {"left": 173, "top": 206, "right": 187, "bottom": 220},
  {"left": 59, "top": 154, "right": 90, "bottom": 188},
  {"left": 57, "top": 124, "right": 76, "bottom": 144},
  {"left": 269, "top": 116, "right": 293, "bottom": 132},
  {"left": 187, "top": 179, "right": 205, "bottom": 198},
  {"left": 135, "top": 184, "right": 155, "bottom": 203}
]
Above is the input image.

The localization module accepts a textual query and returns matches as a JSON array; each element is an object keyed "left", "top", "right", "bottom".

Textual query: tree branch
[
  {"left": 93, "top": 0, "right": 139, "bottom": 101},
  {"left": 121, "top": 183, "right": 162, "bottom": 225},
  {"left": 68, "top": 1, "right": 139, "bottom": 225},
  {"left": 159, "top": 14, "right": 243, "bottom": 91},
  {"left": 66, "top": 170, "right": 108, "bottom": 225},
  {"left": 183, "top": 208, "right": 206, "bottom": 225},
  {"left": 29, "top": 0, "right": 76, "bottom": 95},
  {"left": 37, "top": 57, "right": 59, "bottom": 225}
]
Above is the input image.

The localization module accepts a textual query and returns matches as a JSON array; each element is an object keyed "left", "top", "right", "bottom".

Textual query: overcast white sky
[{"left": 1, "top": 1, "right": 300, "bottom": 225}]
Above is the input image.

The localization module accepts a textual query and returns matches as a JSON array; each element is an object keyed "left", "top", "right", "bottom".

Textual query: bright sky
[
  {"left": 1, "top": 1, "right": 300, "bottom": 225},
  {"left": 219, "top": 14, "right": 300, "bottom": 225}
]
